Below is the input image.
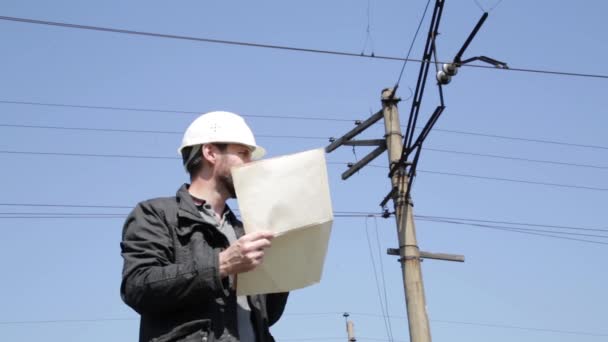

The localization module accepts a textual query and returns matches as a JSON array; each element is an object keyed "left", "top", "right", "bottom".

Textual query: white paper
[{"left": 231, "top": 148, "right": 333, "bottom": 295}]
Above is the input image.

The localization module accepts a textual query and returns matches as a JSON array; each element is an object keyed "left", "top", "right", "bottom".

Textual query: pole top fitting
[{"left": 381, "top": 88, "right": 401, "bottom": 102}]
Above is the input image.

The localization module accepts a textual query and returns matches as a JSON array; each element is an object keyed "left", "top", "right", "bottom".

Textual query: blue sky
[{"left": 1, "top": 1, "right": 607, "bottom": 341}]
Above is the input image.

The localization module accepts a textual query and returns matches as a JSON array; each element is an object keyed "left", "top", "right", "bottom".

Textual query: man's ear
[{"left": 201, "top": 144, "right": 219, "bottom": 166}]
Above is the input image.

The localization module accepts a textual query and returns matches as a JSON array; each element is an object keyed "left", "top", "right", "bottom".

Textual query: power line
[
  {"left": 1, "top": 150, "right": 605, "bottom": 191},
  {"left": 3, "top": 100, "right": 607, "bottom": 151},
  {"left": 372, "top": 216, "right": 394, "bottom": 342},
  {"left": 431, "top": 127, "right": 608, "bottom": 151},
  {"left": 3, "top": 313, "right": 606, "bottom": 338},
  {"left": 416, "top": 169, "right": 608, "bottom": 192},
  {"left": 0, "top": 214, "right": 381, "bottom": 219},
  {"left": 0, "top": 206, "right": 382, "bottom": 216},
  {"left": 0, "top": 150, "right": 178, "bottom": 160},
  {"left": 417, "top": 214, "right": 608, "bottom": 233},
  {"left": 0, "top": 100, "right": 353, "bottom": 122},
  {"left": 0, "top": 123, "right": 328, "bottom": 139},
  {"left": 422, "top": 218, "right": 608, "bottom": 246},
  {"left": 350, "top": 312, "right": 608, "bottom": 337},
  {"left": 424, "top": 147, "right": 608, "bottom": 170},
  {"left": 2, "top": 210, "right": 604, "bottom": 234},
  {"left": 4, "top": 123, "right": 606, "bottom": 170},
  {"left": 422, "top": 217, "right": 608, "bottom": 239},
  {"left": 2, "top": 208, "right": 607, "bottom": 246},
  {"left": 0, "top": 203, "right": 133, "bottom": 209},
  {"left": 5, "top": 213, "right": 606, "bottom": 244},
  {"left": 0, "top": 318, "right": 136, "bottom": 325},
  {"left": 394, "top": 0, "right": 432, "bottom": 87},
  {"left": 364, "top": 217, "right": 394, "bottom": 342},
  {"left": 1, "top": 15, "right": 608, "bottom": 80}
]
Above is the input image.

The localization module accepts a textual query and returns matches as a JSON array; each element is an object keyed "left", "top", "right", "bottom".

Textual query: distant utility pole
[{"left": 343, "top": 313, "right": 356, "bottom": 342}]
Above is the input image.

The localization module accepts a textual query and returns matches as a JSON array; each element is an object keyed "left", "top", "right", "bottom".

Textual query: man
[{"left": 121, "top": 111, "right": 289, "bottom": 342}]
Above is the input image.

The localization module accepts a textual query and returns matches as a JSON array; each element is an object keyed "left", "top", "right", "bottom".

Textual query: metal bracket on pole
[
  {"left": 459, "top": 55, "right": 508, "bottom": 69},
  {"left": 453, "top": 12, "right": 489, "bottom": 64},
  {"left": 325, "top": 110, "right": 383, "bottom": 153},
  {"left": 387, "top": 248, "right": 465, "bottom": 263},
  {"left": 341, "top": 143, "right": 386, "bottom": 180},
  {"left": 343, "top": 139, "right": 386, "bottom": 147},
  {"left": 326, "top": 110, "right": 388, "bottom": 180}
]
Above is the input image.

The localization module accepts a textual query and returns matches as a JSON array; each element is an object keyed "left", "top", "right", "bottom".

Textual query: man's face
[{"left": 215, "top": 144, "right": 253, "bottom": 198}]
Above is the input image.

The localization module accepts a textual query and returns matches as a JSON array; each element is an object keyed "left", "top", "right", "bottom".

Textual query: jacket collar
[{"left": 175, "top": 184, "right": 241, "bottom": 237}]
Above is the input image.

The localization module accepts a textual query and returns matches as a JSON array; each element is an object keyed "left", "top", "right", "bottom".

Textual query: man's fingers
[
  {"left": 244, "top": 238, "right": 272, "bottom": 252},
  {"left": 247, "top": 250, "right": 265, "bottom": 262},
  {"left": 241, "top": 231, "right": 275, "bottom": 242}
]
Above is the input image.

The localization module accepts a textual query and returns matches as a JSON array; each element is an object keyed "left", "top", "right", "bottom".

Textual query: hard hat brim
[{"left": 178, "top": 142, "right": 266, "bottom": 160}]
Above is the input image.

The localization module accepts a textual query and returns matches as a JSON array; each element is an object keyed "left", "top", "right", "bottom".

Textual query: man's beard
[{"left": 218, "top": 173, "right": 237, "bottom": 199}]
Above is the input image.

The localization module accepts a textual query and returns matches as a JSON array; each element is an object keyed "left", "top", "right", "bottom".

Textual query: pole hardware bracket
[{"left": 387, "top": 248, "right": 465, "bottom": 263}]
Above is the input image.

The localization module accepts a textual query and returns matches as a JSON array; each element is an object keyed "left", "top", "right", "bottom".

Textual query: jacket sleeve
[
  {"left": 265, "top": 292, "right": 289, "bottom": 326},
  {"left": 120, "top": 201, "right": 229, "bottom": 315}
]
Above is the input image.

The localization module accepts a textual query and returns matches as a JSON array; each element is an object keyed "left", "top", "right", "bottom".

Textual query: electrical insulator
[
  {"left": 442, "top": 63, "right": 458, "bottom": 76},
  {"left": 436, "top": 70, "right": 451, "bottom": 84}
]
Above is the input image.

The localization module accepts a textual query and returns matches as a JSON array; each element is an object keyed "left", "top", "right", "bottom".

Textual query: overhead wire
[
  {"left": 1, "top": 15, "right": 608, "bottom": 80},
  {"left": 431, "top": 127, "right": 608, "bottom": 151},
  {"left": 1, "top": 313, "right": 606, "bottom": 338},
  {"left": 372, "top": 216, "right": 395, "bottom": 341},
  {"left": 421, "top": 217, "right": 608, "bottom": 239},
  {"left": 2, "top": 123, "right": 607, "bottom": 170},
  {"left": 0, "top": 100, "right": 353, "bottom": 122},
  {"left": 2, "top": 100, "right": 607, "bottom": 151},
  {"left": 417, "top": 214, "right": 608, "bottom": 233},
  {"left": 474, "top": 0, "right": 505, "bottom": 13},
  {"left": 360, "top": 0, "right": 375, "bottom": 55},
  {"left": 364, "top": 217, "right": 395, "bottom": 342},
  {"left": 0, "top": 150, "right": 605, "bottom": 191},
  {"left": 394, "top": 0, "right": 432, "bottom": 87},
  {"left": 2, "top": 210, "right": 604, "bottom": 234},
  {"left": 416, "top": 169, "right": 608, "bottom": 192},
  {"left": 349, "top": 312, "right": 608, "bottom": 337},
  {"left": 420, "top": 217, "right": 608, "bottom": 246},
  {"left": 2, "top": 207, "right": 607, "bottom": 246},
  {"left": 424, "top": 147, "right": 608, "bottom": 170},
  {"left": 0, "top": 149, "right": 606, "bottom": 191}
]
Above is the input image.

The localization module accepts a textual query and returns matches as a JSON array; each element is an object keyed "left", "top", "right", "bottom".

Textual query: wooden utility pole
[
  {"left": 325, "top": 86, "right": 464, "bottom": 342},
  {"left": 381, "top": 88, "right": 432, "bottom": 342}
]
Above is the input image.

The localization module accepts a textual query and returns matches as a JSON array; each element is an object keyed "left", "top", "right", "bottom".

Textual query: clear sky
[{"left": 1, "top": 1, "right": 607, "bottom": 341}]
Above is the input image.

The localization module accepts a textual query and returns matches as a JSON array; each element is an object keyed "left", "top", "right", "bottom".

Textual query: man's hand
[{"left": 219, "top": 231, "right": 274, "bottom": 277}]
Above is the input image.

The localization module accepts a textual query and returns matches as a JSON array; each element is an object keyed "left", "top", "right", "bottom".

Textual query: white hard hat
[{"left": 178, "top": 111, "right": 265, "bottom": 160}]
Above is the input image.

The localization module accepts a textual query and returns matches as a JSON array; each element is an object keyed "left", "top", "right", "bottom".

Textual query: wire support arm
[
  {"left": 342, "top": 143, "right": 387, "bottom": 180},
  {"left": 326, "top": 110, "right": 384, "bottom": 153},
  {"left": 454, "top": 12, "right": 488, "bottom": 64}
]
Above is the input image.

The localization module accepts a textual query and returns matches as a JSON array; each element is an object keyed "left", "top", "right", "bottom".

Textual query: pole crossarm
[
  {"left": 341, "top": 143, "right": 387, "bottom": 180},
  {"left": 343, "top": 139, "right": 386, "bottom": 147},
  {"left": 325, "top": 110, "right": 383, "bottom": 153},
  {"left": 387, "top": 248, "right": 465, "bottom": 262}
]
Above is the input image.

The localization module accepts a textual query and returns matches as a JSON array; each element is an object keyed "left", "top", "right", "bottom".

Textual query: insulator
[
  {"left": 436, "top": 70, "right": 451, "bottom": 85},
  {"left": 442, "top": 63, "right": 458, "bottom": 76}
]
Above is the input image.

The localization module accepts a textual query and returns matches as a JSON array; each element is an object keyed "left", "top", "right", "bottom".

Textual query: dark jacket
[{"left": 121, "top": 184, "right": 289, "bottom": 342}]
